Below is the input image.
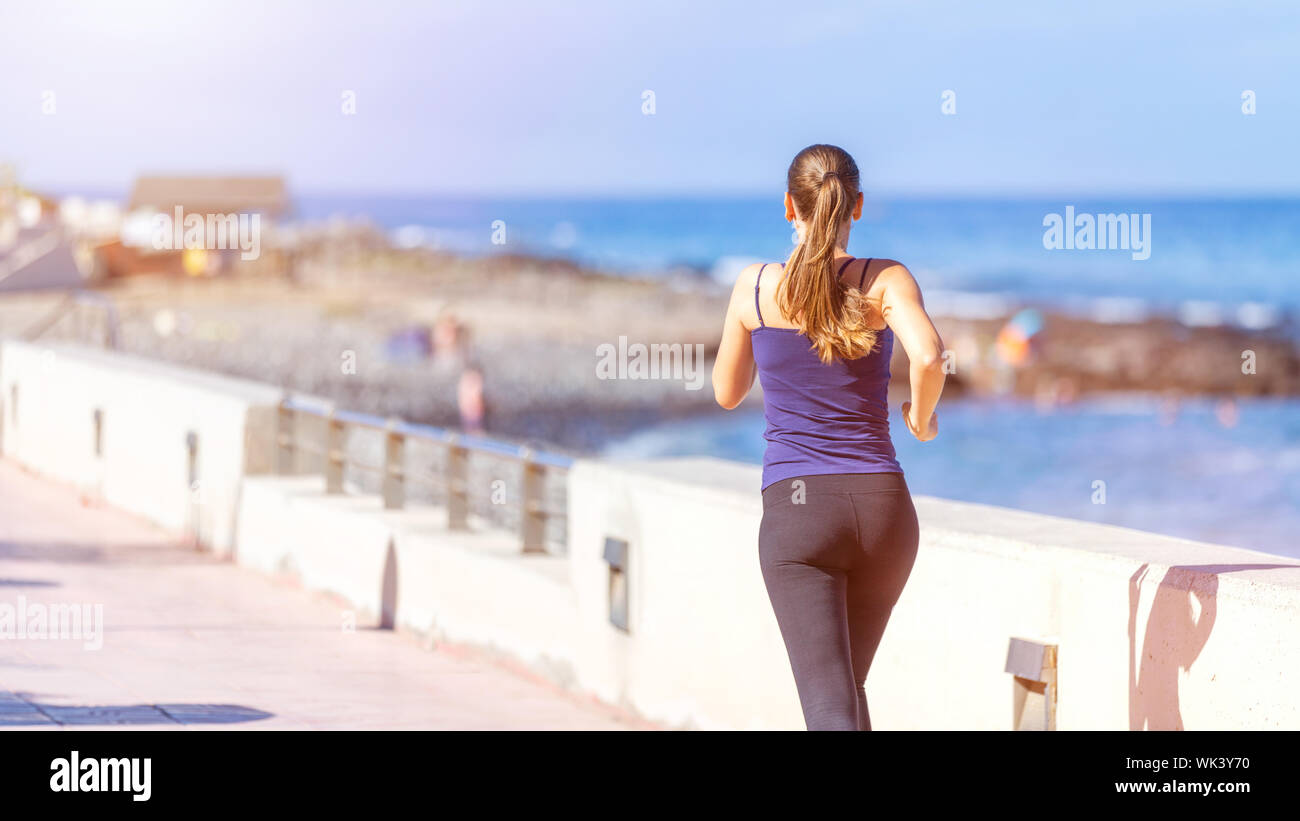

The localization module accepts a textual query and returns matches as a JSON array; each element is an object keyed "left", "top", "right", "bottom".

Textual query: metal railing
[
  {"left": 22, "top": 289, "right": 120, "bottom": 349},
  {"left": 274, "top": 395, "right": 573, "bottom": 554}
]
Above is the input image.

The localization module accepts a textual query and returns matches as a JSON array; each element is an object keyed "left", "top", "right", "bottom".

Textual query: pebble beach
[{"left": 2, "top": 245, "right": 1296, "bottom": 457}]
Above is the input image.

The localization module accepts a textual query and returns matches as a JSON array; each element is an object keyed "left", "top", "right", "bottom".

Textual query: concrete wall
[
  {"left": 5, "top": 339, "right": 1299, "bottom": 730},
  {"left": 568, "top": 458, "right": 1300, "bottom": 730},
  {"left": 234, "top": 475, "right": 582, "bottom": 683},
  {"left": 566, "top": 458, "right": 801, "bottom": 728},
  {"left": 0, "top": 340, "right": 281, "bottom": 555}
]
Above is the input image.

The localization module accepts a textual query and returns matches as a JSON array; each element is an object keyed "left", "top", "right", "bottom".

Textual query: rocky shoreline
[{"left": 2, "top": 247, "right": 1296, "bottom": 455}]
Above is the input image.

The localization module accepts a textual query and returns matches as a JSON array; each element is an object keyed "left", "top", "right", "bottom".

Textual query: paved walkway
[{"left": 0, "top": 460, "right": 644, "bottom": 730}]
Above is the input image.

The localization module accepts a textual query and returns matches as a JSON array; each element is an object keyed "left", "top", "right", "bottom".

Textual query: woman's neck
[
  {"left": 792, "top": 222, "right": 852, "bottom": 250},
  {"left": 832, "top": 225, "right": 852, "bottom": 251}
]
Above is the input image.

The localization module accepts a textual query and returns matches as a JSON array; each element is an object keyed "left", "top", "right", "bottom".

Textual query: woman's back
[
  {"left": 710, "top": 143, "right": 945, "bottom": 730},
  {"left": 749, "top": 255, "right": 900, "bottom": 490}
]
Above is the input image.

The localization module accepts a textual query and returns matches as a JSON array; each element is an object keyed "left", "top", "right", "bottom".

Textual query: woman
[{"left": 712, "top": 144, "right": 946, "bottom": 731}]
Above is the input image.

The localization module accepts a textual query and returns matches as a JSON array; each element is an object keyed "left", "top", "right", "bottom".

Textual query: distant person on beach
[
  {"left": 429, "top": 311, "right": 489, "bottom": 432},
  {"left": 711, "top": 144, "right": 947, "bottom": 730},
  {"left": 432, "top": 312, "right": 469, "bottom": 374},
  {"left": 458, "top": 365, "right": 487, "bottom": 434}
]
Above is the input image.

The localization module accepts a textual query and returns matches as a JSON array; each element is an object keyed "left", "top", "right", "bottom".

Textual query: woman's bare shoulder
[
  {"left": 732, "top": 260, "right": 787, "bottom": 298},
  {"left": 729, "top": 261, "right": 763, "bottom": 288},
  {"left": 726, "top": 262, "right": 772, "bottom": 329},
  {"left": 869, "top": 258, "right": 912, "bottom": 279},
  {"left": 866, "top": 258, "right": 919, "bottom": 294},
  {"left": 858, "top": 257, "right": 910, "bottom": 291}
]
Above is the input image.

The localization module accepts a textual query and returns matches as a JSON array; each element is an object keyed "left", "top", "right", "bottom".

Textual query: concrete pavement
[{"left": 0, "top": 459, "right": 646, "bottom": 730}]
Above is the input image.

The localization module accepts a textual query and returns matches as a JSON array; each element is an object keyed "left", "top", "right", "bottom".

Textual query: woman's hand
[{"left": 901, "top": 400, "right": 938, "bottom": 442}]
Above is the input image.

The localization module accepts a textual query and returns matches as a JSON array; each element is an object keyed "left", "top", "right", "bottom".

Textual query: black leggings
[{"left": 758, "top": 472, "right": 920, "bottom": 731}]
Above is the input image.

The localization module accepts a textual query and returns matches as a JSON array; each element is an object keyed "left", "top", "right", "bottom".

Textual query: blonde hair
[{"left": 779, "top": 144, "right": 879, "bottom": 364}]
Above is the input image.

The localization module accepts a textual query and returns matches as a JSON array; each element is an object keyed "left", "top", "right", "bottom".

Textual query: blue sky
[{"left": 1, "top": 0, "right": 1297, "bottom": 196}]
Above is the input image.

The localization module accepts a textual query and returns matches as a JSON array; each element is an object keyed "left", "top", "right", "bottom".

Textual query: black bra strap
[{"left": 858, "top": 258, "right": 874, "bottom": 290}]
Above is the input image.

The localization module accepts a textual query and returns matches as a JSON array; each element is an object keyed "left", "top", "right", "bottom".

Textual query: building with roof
[{"left": 111, "top": 175, "right": 291, "bottom": 278}]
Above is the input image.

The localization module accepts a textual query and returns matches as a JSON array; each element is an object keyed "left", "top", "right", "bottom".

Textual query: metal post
[
  {"left": 325, "top": 408, "right": 345, "bottom": 494},
  {"left": 185, "top": 430, "right": 200, "bottom": 550},
  {"left": 520, "top": 449, "right": 546, "bottom": 553},
  {"left": 446, "top": 435, "right": 469, "bottom": 530},
  {"left": 382, "top": 420, "right": 405, "bottom": 510},
  {"left": 92, "top": 408, "right": 103, "bottom": 457},
  {"left": 276, "top": 396, "right": 295, "bottom": 474}
]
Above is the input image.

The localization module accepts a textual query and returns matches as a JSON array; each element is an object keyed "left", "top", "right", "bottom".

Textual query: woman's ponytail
[{"left": 778, "top": 145, "right": 879, "bottom": 364}]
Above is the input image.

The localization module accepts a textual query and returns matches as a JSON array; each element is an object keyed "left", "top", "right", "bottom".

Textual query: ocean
[
  {"left": 296, "top": 194, "right": 1300, "bottom": 323},
  {"left": 603, "top": 397, "right": 1300, "bottom": 559},
  {"left": 301, "top": 194, "right": 1300, "bottom": 556}
]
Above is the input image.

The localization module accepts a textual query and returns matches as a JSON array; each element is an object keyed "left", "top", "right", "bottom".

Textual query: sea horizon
[{"left": 34, "top": 186, "right": 1300, "bottom": 328}]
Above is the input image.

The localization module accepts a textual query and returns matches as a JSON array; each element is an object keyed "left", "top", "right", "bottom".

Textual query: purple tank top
[{"left": 750, "top": 257, "right": 903, "bottom": 490}]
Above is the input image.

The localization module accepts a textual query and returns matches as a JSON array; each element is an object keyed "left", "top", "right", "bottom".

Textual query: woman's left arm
[{"left": 712, "top": 265, "right": 759, "bottom": 409}]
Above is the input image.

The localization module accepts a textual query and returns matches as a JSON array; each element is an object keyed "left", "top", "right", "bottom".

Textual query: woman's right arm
[
  {"left": 878, "top": 261, "right": 945, "bottom": 441},
  {"left": 711, "top": 264, "right": 759, "bottom": 410}
]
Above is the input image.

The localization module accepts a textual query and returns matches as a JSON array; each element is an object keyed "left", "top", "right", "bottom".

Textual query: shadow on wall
[
  {"left": 1127, "top": 563, "right": 1299, "bottom": 730},
  {"left": 380, "top": 538, "right": 397, "bottom": 630}
]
